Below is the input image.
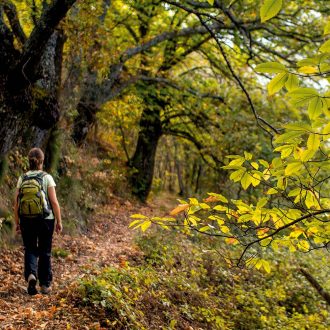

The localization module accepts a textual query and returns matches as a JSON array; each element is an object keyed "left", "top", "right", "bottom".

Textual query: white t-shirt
[{"left": 17, "top": 170, "right": 56, "bottom": 220}]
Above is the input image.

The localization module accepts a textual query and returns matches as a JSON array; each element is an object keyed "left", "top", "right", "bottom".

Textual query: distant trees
[
  {"left": 1, "top": 0, "right": 328, "bottom": 203},
  {"left": 130, "top": 2, "right": 330, "bottom": 281}
]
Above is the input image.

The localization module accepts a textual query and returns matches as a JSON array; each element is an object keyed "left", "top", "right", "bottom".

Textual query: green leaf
[
  {"left": 244, "top": 151, "right": 253, "bottom": 160},
  {"left": 287, "top": 88, "right": 319, "bottom": 107},
  {"left": 300, "top": 148, "right": 317, "bottom": 162},
  {"left": 255, "top": 61, "right": 286, "bottom": 73},
  {"left": 308, "top": 97, "right": 323, "bottom": 120},
  {"left": 324, "top": 21, "right": 330, "bottom": 35},
  {"left": 284, "top": 122, "right": 312, "bottom": 132},
  {"left": 285, "top": 161, "right": 302, "bottom": 176},
  {"left": 305, "top": 191, "right": 318, "bottom": 209},
  {"left": 241, "top": 172, "right": 252, "bottom": 190},
  {"left": 229, "top": 168, "right": 246, "bottom": 182},
  {"left": 213, "top": 205, "right": 228, "bottom": 211},
  {"left": 285, "top": 73, "right": 299, "bottom": 91},
  {"left": 199, "top": 226, "right": 211, "bottom": 232},
  {"left": 274, "top": 145, "right": 293, "bottom": 158},
  {"left": 266, "top": 188, "right": 278, "bottom": 195},
  {"left": 259, "top": 159, "right": 269, "bottom": 168},
  {"left": 207, "top": 193, "right": 228, "bottom": 203},
  {"left": 257, "top": 197, "right": 268, "bottom": 208},
  {"left": 207, "top": 0, "right": 215, "bottom": 5},
  {"left": 288, "top": 188, "right": 300, "bottom": 197},
  {"left": 260, "top": 0, "right": 283, "bottom": 22},
  {"left": 268, "top": 72, "right": 288, "bottom": 95},
  {"left": 297, "top": 58, "right": 318, "bottom": 67},
  {"left": 319, "top": 39, "right": 330, "bottom": 53},
  {"left": 323, "top": 122, "right": 330, "bottom": 135},
  {"left": 274, "top": 130, "right": 304, "bottom": 144},
  {"left": 307, "top": 134, "right": 320, "bottom": 151}
]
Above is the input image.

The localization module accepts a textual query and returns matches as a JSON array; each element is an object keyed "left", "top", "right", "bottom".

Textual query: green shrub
[{"left": 76, "top": 232, "right": 330, "bottom": 329}]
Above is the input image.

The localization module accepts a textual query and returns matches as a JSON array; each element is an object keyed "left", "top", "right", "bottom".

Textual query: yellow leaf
[
  {"left": 305, "top": 190, "right": 319, "bottom": 209},
  {"left": 300, "top": 148, "right": 317, "bottom": 162},
  {"left": 285, "top": 162, "right": 302, "bottom": 176},
  {"left": 307, "top": 134, "right": 320, "bottom": 151},
  {"left": 323, "top": 122, "right": 330, "bottom": 135},
  {"left": 255, "top": 61, "right": 286, "bottom": 73},
  {"left": 230, "top": 169, "right": 245, "bottom": 182},
  {"left": 267, "top": 72, "right": 288, "bottom": 95},
  {"left": 241, "top": 172, "right": 252, "bottom": 190},
  {"left": 220, "top": 225, "right": 230, "bottom": 234},
  {"left": 262, "top": 260, "right": 271, "bottom": 273},
  {"left": 298, "top": 240, "right": 310, "bottom": 252},
  {"left": 324, "top": 21, "right": 330, "bottom": 35},
  {"left": 266, "top": 188, "right": 278, "bottom": 195},
  {"left": 169, "top": 204, "right": 189, "bottom": 216},
  {"left": 298, "top": 66, "right": 317, "bottom": 74},
  {"left": 140, "top": 221, "right": 151, "bottom": 232},
  {"left": 320, "top": 39, "right": 330, "bottom": 53},
  {"left": 130, "top": 214, "right": 148, "bottom": 219},
  {"left": 285, "top": 73, "right": 299, "bottom": 91},
  {"left": 308, "top": 97, "right": 323, "bottom": 120},
  {"left": 189, "top": 198, "right": 199, "bottom": 205}
]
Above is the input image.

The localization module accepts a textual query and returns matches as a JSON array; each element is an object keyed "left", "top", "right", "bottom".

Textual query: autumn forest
[{"left": 0, "top": 0, "right": 330, "bottom": 329}]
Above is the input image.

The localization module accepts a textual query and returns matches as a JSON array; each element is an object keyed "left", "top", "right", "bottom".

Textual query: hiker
[{"left": 14, "top": 148, "right": 62, "bottom": 295}]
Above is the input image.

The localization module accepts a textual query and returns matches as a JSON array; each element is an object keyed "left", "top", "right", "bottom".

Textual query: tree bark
[
  {"left": 129, "top": 105, "right": 163, "bottom": 202},
  {"left": 0, "top": 1, "right": 75, "bottom": 157}
]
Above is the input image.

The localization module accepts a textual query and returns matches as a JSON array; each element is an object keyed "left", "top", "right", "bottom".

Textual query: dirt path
[{"left": 0, "top": 198, "right": 151, "bottom": 330}]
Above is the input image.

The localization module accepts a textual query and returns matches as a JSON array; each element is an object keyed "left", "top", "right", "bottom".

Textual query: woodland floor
[{"left": 0, "top": 197, "right": 155, "bottom": 330}]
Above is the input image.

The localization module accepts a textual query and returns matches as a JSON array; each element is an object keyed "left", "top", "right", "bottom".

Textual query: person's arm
[
  {"left": 14, "top": 189, "right": 20, "bottom": 233},
  {"left": 48, "top": 186, "right": 62, "bottom": 233}
]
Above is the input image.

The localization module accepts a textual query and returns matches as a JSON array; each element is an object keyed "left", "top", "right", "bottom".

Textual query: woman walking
[{"left": 14, "top": 148, "right": 62, "bottom": 295}]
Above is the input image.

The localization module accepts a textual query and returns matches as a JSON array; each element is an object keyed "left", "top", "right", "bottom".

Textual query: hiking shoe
[
  {"left": 27, "top": 274, "right": 38, "bottom": 295},
  {"left": 40, "top": 285, "right": 51, "bottom": 295}
]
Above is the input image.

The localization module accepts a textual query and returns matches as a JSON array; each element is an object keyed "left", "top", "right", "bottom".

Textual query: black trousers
[{"left": 20, "top": 217, "right": 55, "bottom": 287}]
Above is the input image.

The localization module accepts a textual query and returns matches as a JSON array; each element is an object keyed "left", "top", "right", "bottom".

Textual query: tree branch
[
  {"left": 13, "top": 0, "right": 77, "bottom": 87},
  {"left": 238, "top": 209, "right": 330, "bottom": 266},
  {"left": 98, "top": 20, "right": 230, "bottom": 99},
  {"left": 300, "top": 268, "right": 330, "bottom": 306},
  {"left": 3, "top": 0, "right": 26, "bottom": 45}
]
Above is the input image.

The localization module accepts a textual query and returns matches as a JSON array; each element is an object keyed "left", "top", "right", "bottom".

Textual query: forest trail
[{"left": 0, "top": 197, "right": 155, "bottom": 330}]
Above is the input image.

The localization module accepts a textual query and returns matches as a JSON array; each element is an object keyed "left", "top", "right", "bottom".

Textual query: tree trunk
[
  {"left": 174, "top": 142, "right": 185, "bottom": 196},
  {"left": 129, "top": 106, "right": 162, "bottom": 202},
  {"left": 0, "top": 32, "right": 62, "bottom": 156},
  {"left": 0, "top": 1, "right": 75, "bottom": 157},
  {"left": 72, "top": 100, "right": 99, "bottom": 145}
]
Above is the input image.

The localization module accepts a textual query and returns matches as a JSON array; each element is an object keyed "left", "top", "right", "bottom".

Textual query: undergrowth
[{"left": 76, "top": 231, "right": 330, "bottom": 329}]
